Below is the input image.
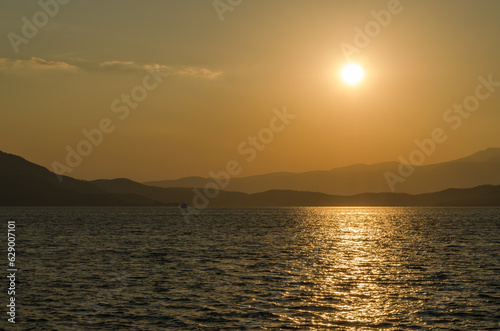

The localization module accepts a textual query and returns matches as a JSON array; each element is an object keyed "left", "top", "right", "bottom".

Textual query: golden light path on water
[
  {"left": 275, "top": 207, "right": 429, "bottom": 329},
  {"left": 13, "top": 206, "right": 499, "bottom": 329}
]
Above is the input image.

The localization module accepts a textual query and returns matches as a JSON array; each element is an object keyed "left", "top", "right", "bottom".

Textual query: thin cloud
[
  {"left": 0, "top": 57, "right": 77, "bottom": 71},
  {"left": 143, "top": 64, "right": 171, "bottom": 72},
  {"left": 175, "top": 67, "right": 222, "bottom": 79},
  {"left": 0, "top": 57, "right": 221, "bottom": 79}
]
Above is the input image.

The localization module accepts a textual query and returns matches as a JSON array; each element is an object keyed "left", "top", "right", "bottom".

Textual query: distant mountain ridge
[
  {"left": 1, "top": 149, "right": 500, "bottom": 206},
  {"left": 144, "top": 148, "right": 500, "bottom": 195},
  {"left": 91, "top": 178, "right": 500, "bottom": 207}
]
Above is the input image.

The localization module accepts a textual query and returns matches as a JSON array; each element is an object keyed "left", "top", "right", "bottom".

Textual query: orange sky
[{"left": 1, "top": 0, "right": 499, "bottom": 181}]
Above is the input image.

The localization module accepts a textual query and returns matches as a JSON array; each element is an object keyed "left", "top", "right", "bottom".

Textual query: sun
[{"left": 340, "top": 63, "right": 364, "bottom": 85}]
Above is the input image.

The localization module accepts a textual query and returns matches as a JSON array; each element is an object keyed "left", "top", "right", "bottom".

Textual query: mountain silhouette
[
  {"left": 1, "top": 149, "right": 500, "bottom": 206},
  {"left": 0, "top": 151, "right": 162, "bottom": 206},
  {"left": 145, "top": 148, "right": 500, "bottom": 195}
]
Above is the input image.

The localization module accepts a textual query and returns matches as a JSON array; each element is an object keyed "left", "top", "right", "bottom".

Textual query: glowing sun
[{"left": 340, "top": 63, "right": 364, "bottom": 85}]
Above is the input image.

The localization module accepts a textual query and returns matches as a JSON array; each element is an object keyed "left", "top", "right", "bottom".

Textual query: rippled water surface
[{"left": 2, "top": 207, "right": 500, "bottom": 330}]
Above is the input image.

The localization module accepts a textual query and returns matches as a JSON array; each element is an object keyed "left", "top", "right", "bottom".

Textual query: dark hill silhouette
[
  {"left": 91, "top": 178, "right": 206, "bottom": 205},
  {"left": 145, "top": 147, "right": 500, "bottom": 195},
  {"left": 1, "top": 149, "right": 500, "bottom": 206},
  {"left": 92, "top": 180, "right": 500, "bottom": 207},
  {"left": 0, "top": 151, "right": 162, "bottom": 206}
]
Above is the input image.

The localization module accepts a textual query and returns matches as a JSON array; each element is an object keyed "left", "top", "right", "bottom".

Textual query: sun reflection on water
[
  {"left": 282, "top": 207, "right": 423, "bottom": 328},
  {"left": 13, "top": 207, "right": 499, "bottom": 329}
]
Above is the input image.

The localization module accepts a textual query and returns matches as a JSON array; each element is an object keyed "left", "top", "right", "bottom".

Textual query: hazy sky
[{"left": 1, "top": 0, "right": 499, "bottom": 181}]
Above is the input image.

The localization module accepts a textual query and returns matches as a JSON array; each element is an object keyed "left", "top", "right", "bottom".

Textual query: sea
[{"left": 1, "top": 207, "right": 499, "bottom": 330}]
